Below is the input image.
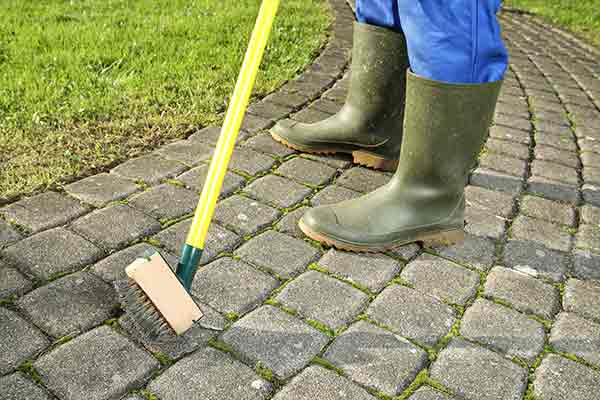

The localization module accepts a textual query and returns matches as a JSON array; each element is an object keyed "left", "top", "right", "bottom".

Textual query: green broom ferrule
[{"left": 176, "top": 244, "right": 203, "bottom": 291}]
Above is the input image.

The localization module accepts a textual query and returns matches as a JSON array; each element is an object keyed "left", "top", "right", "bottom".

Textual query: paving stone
[
  {"left": 155, "top": 219, "right": 240, "bottom": 264},
  {"left": 430, "top": 338, "right": 527, "bottom": 400},
  {"left": 188, "top": 125, "right": 241, "bottom": 145},
  {"left": 432, "top": 233, "right": 496, "bottom": 271},
  {"left": 520, "top": 195, "right": 576, "bottom": 226},
  {"left": 155, "top": 139, "right": 213, "bottom": 166},
  {"left": 534, "top": 130, "right": 577, "bottom": 152},
  {"left": 484, "top": 266, "right": 560, "bottom": 319},
  {"left": 479, "top": 153, "right": 527, "bottom": 177},
  {"left": 276, "top": 270, "right": 369, "bottom": 330},
  {"left": 367, "top": 285, "right": 455, "bottom": 346},
  {"left": 291, "top": 108, "right": 331, "bottom": 124},
  {"left": 485, "top": 138, "right": 530, "bottom": 160},
  {"left": 34, "top": 325, "right": 158, "bottom": 400},
  {"left": 511, "top": 215, "right": 572, "bottom": 251},
  {"left": 128, "top": 184, "right": 197, "bottom": 221},
  {"left": 16, "top": 272, "right": 117, "bottom": 338},
  {"left": 273, "top": 365, "right": 375, "bottom": 400},
  {"left": 535, "top": 145, "right": 580, "bottom": 168},
  {"left": 531, "top": 159, "right": 579, "bottom": 185},
  {"left": 263, "top": 91, "right": 310, "bottom": 110},
  {"left": 408, "top": 386, "right": 455, "bottom": 400},
  {"left": 311, "top": 185, "right": 361, "bottom": 206},
  {"left": 65, "top": 173, "right": 140, "bottom": 207},
  {"left": 401, "top": 254, "right": 480, "bottom": 305},
  {"left": 241, "top": 114, "right": 273, "bottom": 134},
  {"left": 0, "top": 192, "right": 89, "bottom": 233},
  {"left": 0, "top": 308, "right": 49, "bottom": 374},
  {"left": 323, "top": 321, "right": 428, "bottom": 396},
  {"left": 301, "top": 152, "right": 353, "bottom": 169},
  {"left": 533, "top": 354, "right": 600, "bottom": 400},
  {"left": 390, "top": 243, "right": 421, "bottom": 261},
  {"left": 111, "top": 154, "right": 186, "bottom": 185},
  {"left": 4, "top": 227, "right": 103, "bottom": 280},
  {"left": 579, "top": 137, "right": 600, "bottom": 154},
  {"left": 322, "top": 85, "right": 348, "bottom": 103},
  {"left": 229, "top": 148, "right": 277, "bottom": 176},
  {"left": 336, "top": 167, "right": 391, "bottom": 193},
  {"left": 244, "top": 175, "right": 312, "bottom": 209},
  {"left": 461, "top": 299, "right": 546, "bottom": 362},
  {"left": 275, "top": 206, "right": 308, "bottom": 238},
  {"left": 277, "top": 157, "right": 337, "bottom": 186},
  {"left": 494, "top": 114, "right": 532, "bottom": 132},
  {"left": 576, "top": 224, "right": 600, "bottom": 253},
  {"left": 0, "top": 372, "right": 52, "bottom": 400},
  {"left": 502, "top": 239, "right": 568, "bottom": 282},
  {"left": 583, "top": 183, "right": 600, "bottom": 206},
  {"left": 495, "top": 102, "right": 530, "bottom": 119},
  {"left": 573, "top": 249, "right": 600, "bottom": 280},
  {"left": 0, "top": 264, "right": 32, "bottom": 298},
  {"left": 527, "top": 175, "right": 579, "bottom": 203},
  {"left": 0, "top": 220, "right": 21, "bottom": 247},
  {"left": 148, "top": 347, "right": 271, "bottom": 400},
  {"left": 243, "top": 132, "right": 297, "bottom": 157},
  {"left": 564, "top": 279, "right": 600, "bottom": 323},
  {"left": 465, "top": 185, "right": 515, "bottom": 217},
  {"left": 214, "top": 195, "right": 281, "bottom": 236},
  {"left": 550, "top": 312, "right": 600, "bottom": 365},
  {"left": 318, "top": 250, "right": 400, "bottom": 292},
  {"left": 464, "top": 206, "right": 507, "bottom": 239},
  {"left": 222, "top": 305, "right": 329, "bottom": 379},
  {"left": 470, "top": 168, "right": 523, "bottom": 195},
  {"left": 582, "top": 151, "right": 600, "bottom": 168},
  {"left": 581, "top": 204, "right": 600, "bottom": 225},
  {"left": 247, "top": 101, "right": 291, "bottom": 121},
  {"left": 177, "top": 164, "right": 246, "bottom": 196},
  {"left": 191, "top": 257, "right": 278, "bottom": 315},
  {"left": 489, "top": 125, "right": 531, "bottom": 145},
  {"left": 71, "top": 205, "right": 160, "bottom": 251},
  {"left": 311, "top": 98, "right": 343, "bottom": 114}
]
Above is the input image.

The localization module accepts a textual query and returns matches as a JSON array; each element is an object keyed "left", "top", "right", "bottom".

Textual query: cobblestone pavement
[{"left": 1, "top": 1, "right": 600, "bottom": 399}]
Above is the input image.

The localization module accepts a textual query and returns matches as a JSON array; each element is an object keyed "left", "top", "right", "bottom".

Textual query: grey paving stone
[
  {"left": 489, "top": 125, "right": 531, "bottom": 145},
  {"left": 535, "top": 145, "right": 580, "bottom": 168},
  {"left": 527, "top": 175, "right": 579, "bottom": 203},
  {"left": 222, "top": 305, "right": 329, "bottom": 379},
  {"left": 432, "top": 233, "right": 496, "bottom": 271},
  {"left": 576, "top": 224, "right": 600, "bottom": 253},
  {"left": 244, "top": 175, "right": 312, "bottom": 209},
  {"left": 535, "top": 130, "right": 577, "bottom": 152},
  {"left": 65, "top": 173, "right": 140, "bottom": 207},
  {"left": 367, "top": 284, "right": 455, "bottom": 346},
  {"left": 276, "top": 270, "right": 369, "bottom": 330},
  {"left": 34, "top": 325, "right": 158, "bottom": 400},
  {"left": 494, "top": 114, "right": 532, "bottom": 132},
  {"left": 91, "top": 243, "right": 168, "bottom": 282},
  {"left": 4, "top": 227, "right": 104, "bottom": 280},
  {"left": 583, "top": 183, "right": 600, "bottom": 206},
  {"left": 520, "top": 195, "right": 576, "bottom": 226},
  {"left": 324, "top": 320, "right": 427, "bottom": 396},
  {"left": 0, "top": 219, "right": 21, "bottom": 247},
  {"left": 155, "top": 139, "right": 213, "bottom": 166},
  {"left": 461, "top": 299, "right": 546, "bottom": 362},
  {"left": 582, "top": 151, "right": 600, "bottom": 168},
  {"left": 71, "top": 205, "right": 160, "bottom": 251},
  {"left": 155, "top": 219, "right": 240, "bottom": 264},
  {"left": 464, "top": 205, "right": 507, "bottom": 239},
  {"left": 533, "top": 354, "right": 600, "bottom": 400},
  {"left": 401, "top": 254, "right": 480, "bottom": 305},
  {"left": 511, "top": 215, "right": 572, "bottom": 252},
  {"left": 408, "top": 387, "right": 455, "bottom": 400},
  {"left": 187, "top": 125, "right": 234, "bottom": 145},
  {"left": 311, "top": 98, "right": 343, "bottom": 114},
  {"left": 0, "top": 308, "right": 49, "bottom": 374},
  {"left": 502, "top": 239, "right": 568, "bottom": 282},
  {"left": 16, "top": 272, "right": 117, "bottom": 338},
  {"left": 336, "top": 167, "right": 391, "bottom": 193},
  {"left": 390, "top": 243, "right": 421, "bottom": 261},
  {"left": 549, "top": 312, "right": 600, "bottom": 365},
  {"left": 263, "top": 91, "right": 310, "bottom": 110},
  {"left": 470, "top": 168, "right": 523, "bottom": 195},
  {"left": 191, "top": 257, "right": 278, "bottom": 315},
  {"left": 484, "top": 266, "right": 560, "bottom": 319},
  {"left": 214, "top": 195, "right": 281, "bottom": 236},
  {"left": 275, "top": 206, "right": 308, "bottom": 238},
  {"left": 128, "top": 184, "right": 197, "bottom": 221},
  {"left": 465, "top": 185, "right": 515, "bottom": 218},
  {"left": 573, "top": 249, "right": 600, "bottom": 280},
  {"left": 277, "top": 157, "right": 337, "bottom": 186},
  {"left": 485, "top": 138, "right": 530, "bottom": 160},
  {"left": 0, "top": 192, "right": 89, "bottom": 233},
  {"left": 0, "top": 264, "right": 32, "bottom": 299},
  {"left": 111, "top": 154, "right": 186, "bottom": 185},
  {"left": 479, "top": 153, "right": 527, "bottom": 177},
  {"left": 272, "top": 365, "right": 376, "bottom": 400},
  {"left": 430, "top": 338, "right": 527, "bottom": 400},
  {"left": 579, "top": 137, "right": 600, "bottom": 154},
  {"left": 0, "top": 372, "right": 52, "bottom": 400},
  {"left": 241, "top": 114, "right": 273, "bottom": 134},
  {"left": 292, "top": 108, "right": 331, "bottom": 124},
  {"left": 581, "top": 204, "right": 600, "bottom": 225},
  {"left": 177, "top": 164, "right": 246, "bottom": 196},
  {"left": 318, "top": 250, "right": 400, "bottom": 293},
  {"left": 247, "top": 101, "right": 291, "bottom": 121},
  {"left": 235, "top": 230, "right": 320, "bottom": 279},
  {"left": 311, "top": 185, "right": 361, "bottom": 207},
  {"left": 302, "top": 152, "right": 353, "bottom": 169},
  {"left": 229, "top": 148, "right": 277, "bottom": 176},
  {"left": 531, "top": 159, "right": 579, "bottom": 185},
  {"left": 148, "top": 347, "right": 272, "bottom": 400},
  {"left": 495, "top": 101, "right": 530, "bottom": 119},
  {"left": 243, "top": 132, "right": 297, "bottom": 158},
  {"left": 564, "top": 279, "right": 600, "bottom": 323}
]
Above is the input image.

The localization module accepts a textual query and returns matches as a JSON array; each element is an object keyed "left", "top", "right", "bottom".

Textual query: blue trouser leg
[{"left": 356, "top": 0, "right": 508, "bottom": 83}]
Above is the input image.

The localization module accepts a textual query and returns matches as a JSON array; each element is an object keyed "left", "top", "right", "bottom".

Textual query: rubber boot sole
[
  {"left": 271, "top": 131, "right": 398, "bottom": 172},
  {"left": 299, "top": 219, "right": 465, "bottom": 253}
]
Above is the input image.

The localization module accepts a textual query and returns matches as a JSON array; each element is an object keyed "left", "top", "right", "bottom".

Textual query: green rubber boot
[
  {"left": 270, "top": 22, "right": 409, "bottom": 172},
  {"left": 299, "top": 71, "right": 503, "bottom": 251}
]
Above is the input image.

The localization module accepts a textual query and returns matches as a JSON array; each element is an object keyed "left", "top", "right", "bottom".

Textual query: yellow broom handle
[{"left": 186, "top": 0, "right": 280, "bottom": 248}]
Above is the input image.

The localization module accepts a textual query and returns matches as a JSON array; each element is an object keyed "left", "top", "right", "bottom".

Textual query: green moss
[
  {"left": 305, "top": 318, "right": 335, "bottom": 337},
  {"left": 225, "top": 311, "right": 240, "bottom": 322},
  {"left": 159, "top": 213, "right": 193, "bottom": 228},
  {"left": 311, "top": 356, "right": 344, "bottom": 375},
  {"left": 153, "top": 351, "right": 174, "bottom": 366},
  {"left": 396, "top": 369, "right": 429, "bottom": 400},
  {"left": 17, "top": 360, "right": 44, "bottom": 385},
  {"left": 207, "top": 338, "right": 235, "bottom": 354},
  {"left": 143, "top": 237, "right": 162, "bottom": 247},
  {"left": 255, "top": 361, "right": 275, "bottom": 381}
]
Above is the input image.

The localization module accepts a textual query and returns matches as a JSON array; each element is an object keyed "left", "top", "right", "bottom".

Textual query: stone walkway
[{"left": 1, "top": 1, "right": 600, "bottom": 399}]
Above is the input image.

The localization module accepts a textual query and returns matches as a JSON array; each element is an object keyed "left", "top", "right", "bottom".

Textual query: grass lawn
[
  {"left": 0, "top": 0, "right": 330, "bottom": 201},
  {"left": 504, "top": 0, "right": 600, "bottom": 47}
]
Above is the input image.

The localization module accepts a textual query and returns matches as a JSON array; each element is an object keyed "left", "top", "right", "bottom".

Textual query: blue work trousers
[{"left": 356, "top": 0, "right": 508, "bottom": 83}]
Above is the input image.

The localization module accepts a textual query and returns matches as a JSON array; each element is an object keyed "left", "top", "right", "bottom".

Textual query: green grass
[
  {"left": 504, "top": 0, "right": 600, "bottom": 47},
  {"left": 0, "top": 0, "right": 330, "bottom": 201}
]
